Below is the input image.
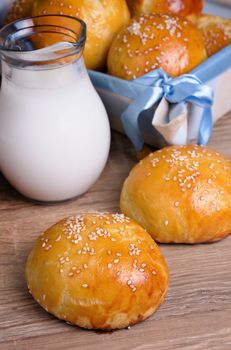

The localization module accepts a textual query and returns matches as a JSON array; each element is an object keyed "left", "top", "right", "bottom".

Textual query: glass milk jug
[{"left": 0, "top": 15, "right": 110, "bottom": 202}]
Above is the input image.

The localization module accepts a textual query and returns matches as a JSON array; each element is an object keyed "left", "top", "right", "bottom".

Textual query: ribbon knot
[
  {"left": 121, "top": 69, "right": 214, "bottom": 151},
  {"left": 163, "top": 83, "right": 172, "bottom": 96}
]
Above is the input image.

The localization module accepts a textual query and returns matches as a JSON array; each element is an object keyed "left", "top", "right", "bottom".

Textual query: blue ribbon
[{"left": 121, "top": 69, "right": 214, "bottom": 151}]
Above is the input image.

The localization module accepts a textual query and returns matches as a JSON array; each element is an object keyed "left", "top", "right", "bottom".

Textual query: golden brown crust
[
  {"left": 5, "top": 0, "right": 131, "bottom": 71},
  {"left": 5, "top": 0, "right": 34, "bottom": 24},
  {"left": 126, "top": 0, "right": 203, "bottom": 18},
  {"left": 120, "top": 145, "right": 231, "bottom": 244},
  {"left": 107, "top": 14, "right": 207, "bottom": 79},
  {"left": 25, "top": 213, "right": 169, "bottom": 330},
  {"left": 195, "top": 15, "right": 231, "bottom": 56}
]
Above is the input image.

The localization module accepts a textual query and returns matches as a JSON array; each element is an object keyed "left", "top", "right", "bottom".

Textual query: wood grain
[{"left": 0, "top": 113, "right": 231, "bottom": 350}]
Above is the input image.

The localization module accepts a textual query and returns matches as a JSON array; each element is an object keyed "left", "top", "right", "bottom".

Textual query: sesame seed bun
[
  {"left": 120, "top": 145, "right": 231, "bottom": 244},
  {"left": 5, "top": 0, "right": 131, "bottom": 71},
  {"left": 195, "top": 15, "right": 231, "bottom": 57},
  {"left": 25, "top": 213, "right": 169, "bottom": 330},
  {"left": 126, "top": 0, "right": 203, "bottom": 19},
  {"left": 107, "top": 14, "right": 207, "bottom": 79}
]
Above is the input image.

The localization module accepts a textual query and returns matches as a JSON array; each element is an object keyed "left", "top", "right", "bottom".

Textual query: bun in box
[
  {"left": 107, "top": 14, "right": 207, "bottom": 79},
  {"left": 126, "top": 0, "right": 203, "bottom": 20},
  {"left": 5, "top": 0, "right": 131, "bottom": 70}
]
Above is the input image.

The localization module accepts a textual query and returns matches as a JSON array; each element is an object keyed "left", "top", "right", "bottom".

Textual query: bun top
[
  {"left": 25, "top": 212, "right": 169, "bottom": 330},
  {"left": 126, "top": 0, "right": 203, "bottom": 18},
  {"left": 196, "top": 15, "right": 231, "bottom": 56},
  {"left": 107, "top": 14, "right": 207, "bottom": 79},
  {"left": 120, "top": 145, "right": 231, "bottom": 244}
]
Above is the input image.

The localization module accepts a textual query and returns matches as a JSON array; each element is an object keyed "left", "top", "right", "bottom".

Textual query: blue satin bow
[{"left": 121, "top": 69, "right": 214, "bottom": 151}]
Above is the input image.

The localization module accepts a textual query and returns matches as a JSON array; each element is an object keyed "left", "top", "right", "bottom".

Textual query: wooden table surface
[{"left": 0, "top": 113, "right": 231, "bottom": 350}]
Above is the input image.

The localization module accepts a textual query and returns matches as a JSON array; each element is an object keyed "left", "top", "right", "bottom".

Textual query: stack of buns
[
  {"left": 5, "top": 0, "right": 231, "bottom": 75},
  {"left": 107, "top": 2, "right": 231, "bottom": 79}
]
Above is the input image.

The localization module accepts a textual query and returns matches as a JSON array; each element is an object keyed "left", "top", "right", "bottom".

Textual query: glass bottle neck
[{"left": 1, "top": 56, "right": 87, "bottom": 89}]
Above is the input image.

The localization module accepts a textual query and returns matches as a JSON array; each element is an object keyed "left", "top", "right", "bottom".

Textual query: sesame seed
[{"left": 129, "top": 243, "right": 141, "bottom": 256}]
